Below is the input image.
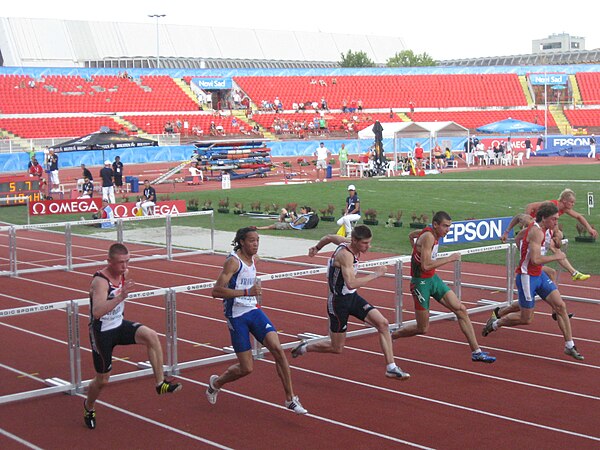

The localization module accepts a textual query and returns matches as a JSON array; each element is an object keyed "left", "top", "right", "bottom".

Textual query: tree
[
  {"left": 387, "top": 50, "right": 437, "bottom": 67},
  {"left": 340, "top": 50, "right": 375, "bottom": 68}
]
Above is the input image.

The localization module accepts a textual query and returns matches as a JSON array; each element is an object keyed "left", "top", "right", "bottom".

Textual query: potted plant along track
[
  {"left": 218, "top": 198, "right": 230, "bottom": 213},
  {"left": 363, "top": 208, "right": 379, "bottom": 226},
  {"left": 187, "top": 198, "right": 199, "bottom": 211},
  {"left": 385, "top": 210, "right": 403, "bottom": 228},
  {"left": 394, "top": 210, "right": 403, "bottom": 227},
  {"left": 233, "top": 202, "right": 245, "bottom": 214},
  {"left": 250, "top": 201, "right": 262, "bottom": 214},
  {"left": 320, "top": 204, "right": 336, "bottom": 221},
  {"left": 575, "top": 223, "right": 597, "bottom": 242},
  {"left": 202, "top": 199, "right": 213, "bottom": 211},
  {"left": 410, "top": 212, "right": 427, "bottom": 229}
]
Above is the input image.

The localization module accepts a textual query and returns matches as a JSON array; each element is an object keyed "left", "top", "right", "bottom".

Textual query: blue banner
[
  {"left": 529, "top": 73, "right": 568, "bottom": 85},
  {"left": 441, "top": 217, "right": 513, "bottom": 245},
  {"left": 191, "top": 77, "right": 232, "bottom": 90}
]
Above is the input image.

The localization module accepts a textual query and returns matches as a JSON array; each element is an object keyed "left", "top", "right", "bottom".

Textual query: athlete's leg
[
  {"left": 262, "top": 331, "right": 295, "bottom": 401},
  {"left": 135, "top": 325, "right": 165, "bottom": 384},
  {"left": 86, "top": 372, "right": 110, "bottom": 410},
  {"left": 306, "top": 331, "right": 346, "bottom": 354},
  {"left": 212, "top": 350, "right": 254, "bottom": 390},
  {"left": 439, "top": 290, "right": 480, "bottom": 352},
  {"left": 364, "top": 309, "right": 394, "bottom": 365},
  {"left": 391, "top": 309, "right": 430, "bottom": 338},
  {"left": 544, "top": 290, "right": 573, "bottom": 342}
]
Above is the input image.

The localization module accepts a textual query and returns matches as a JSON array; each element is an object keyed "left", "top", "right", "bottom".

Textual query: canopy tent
[
  {"left": 50, "top": 130, "right": 158, "bottom": 158},
  {"left": 359, "top": 121, "right": 469, "bottom": 166},
  {"left": 476, "top": 118, "right": 545, "bottom": 134}
]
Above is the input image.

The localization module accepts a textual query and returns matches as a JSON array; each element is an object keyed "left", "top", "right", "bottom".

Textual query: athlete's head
[
  {"left": 558, "top": 188, "right": 576, "bottom": 209},
  {"left": 233, "top": 227, "right": 259, "bottom": 254},
  {"left": 432, "top": 211, "right": 452, "bottom": 238},
  {"left": 107, "top": 243, "right": 129, "bottom": 275},
  {"left": 535, "top": 201, "right": 559, "bottom": 223},
  {"left": 350, "top": 225, "right": 373, "bottom": 254}
]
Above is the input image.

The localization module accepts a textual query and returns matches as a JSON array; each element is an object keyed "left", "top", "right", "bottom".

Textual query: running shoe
[
  {"left": 564, "top": 346, "right": 585, "bottom": 361},
  {"left": 385, "top": 366, "right": 410, "bottom": 380},
  {"left": 572, "top": 271, "right": 590, "bottom": 281},
  {"left": 285, "top": 395, "right": 308, "bottom": 415},
  {"left": 205, "top": 375, "right": 220, "bottom": 404},
  {"left": 291, "top": 341, "right": 307, "bottom": 358},
  {"left": 156, "top": 379, "right": 182, "bottom": 395},
  {"left": 481, "top": 317, "right": 496, "bottom": 337},
  {"left": 551, "top": 312, "right": 574, "bottom": 321},
  {"left": 83, "top": 399, "right": 96, "bottom": 430},
  {"left": 492, "top": 307, "right": 501, "bottom": 320},
  {"left": 472, "top": 351, "right": 496, "bottom": 363}
]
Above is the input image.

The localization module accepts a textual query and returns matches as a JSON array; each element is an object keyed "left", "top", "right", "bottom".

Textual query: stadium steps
[
  {"left": 518, "top": 75, "right": 535, "bottom": 105},
  {"left": 569, "top": 74, "right": 582, "bottom": 105},
  {"left": 397, "top": 112, "right": 411, "bottom": 121},
  {"left": 0, "top": 129, "right": 30, "bottom": 151},
  {"left": 549, "top": 105, "right": 572, "bottom": 134},
  {"left": 113, "top": 116, "right": 138, "bottom": 132},
  {"left": 173, "top": 78, "right": 200, "bottom": 105},
  {"left": 240, "top": 112, "right": 275, "bottom": 139}
]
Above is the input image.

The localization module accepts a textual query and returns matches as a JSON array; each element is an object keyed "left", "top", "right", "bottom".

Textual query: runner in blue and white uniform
[{"left": 205, "top": 227, "right": 307, "bottom": 414}]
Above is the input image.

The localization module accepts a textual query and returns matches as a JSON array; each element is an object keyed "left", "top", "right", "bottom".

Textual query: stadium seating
[
  {"left": 0, "top": 116, "right": 122, "bottom": 139},
  {"left": 575, "top": 73, "right": 600, "bottom": 105},
  {"left": 407, "top": 110, "right": 556, "bottom": 129}
]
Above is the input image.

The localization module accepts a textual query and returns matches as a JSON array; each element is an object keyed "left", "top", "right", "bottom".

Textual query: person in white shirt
[{"left": 314, "top": 142, "right": 331, "bottom": 182}]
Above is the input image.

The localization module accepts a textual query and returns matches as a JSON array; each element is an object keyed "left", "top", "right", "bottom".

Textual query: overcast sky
[{"left": 3, "top": 0, "right": 599, "bottom": 60}]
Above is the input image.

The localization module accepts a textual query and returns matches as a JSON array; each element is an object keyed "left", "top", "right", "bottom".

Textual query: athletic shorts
[
  {"left": 274, "top": 222, "right": 292, "bottom": 230},
  {"left": 316, "top": 159, "right": 328, "bottom": 169},
  {"left": 410, "top": 275, "right": 451, "bottom": 311},
  {"left": 327, "top": 292, "right": 375, "bottom": 333},
  {"left": 113, "top": 176, "right": 123, "bottom": 187},
  {"left": 516, "top": 271, "right": 557, "bottom": 309},
  {"left": 89, "top": 320, "right": 142, "bottom": 374},
  {"left": 227, "top": 308, "right": 276, "bottom": 353}
]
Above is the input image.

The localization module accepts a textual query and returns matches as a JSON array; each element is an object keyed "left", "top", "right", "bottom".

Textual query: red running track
[{"left": 1, "top": 234, "right": 599, "bottom": 449}]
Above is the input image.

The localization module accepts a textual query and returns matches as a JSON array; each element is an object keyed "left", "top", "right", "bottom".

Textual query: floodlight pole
[{"left": 148, "top": 14, "right": 166, "bottom": 69}]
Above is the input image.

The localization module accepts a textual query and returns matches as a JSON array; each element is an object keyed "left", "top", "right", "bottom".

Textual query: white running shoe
[
  {"left": 285, "top": 395, "right": 308, "bottom": 414},
  {"left": 291, "top": 341, "right": 307, "bottom": 358},
  {"left": 205, "top": 374, "right": 220, "bottom": 404},
  {"left": 385, "top": 366, "right": 410, "bottom": 380}
]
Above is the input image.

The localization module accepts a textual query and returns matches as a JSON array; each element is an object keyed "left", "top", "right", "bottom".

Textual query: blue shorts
[
  {"left": 516, "top": 271, "right": 557, "bottom": 309},
  {"left": 226, "top": 308, "right": 276, "bottom": 353}
]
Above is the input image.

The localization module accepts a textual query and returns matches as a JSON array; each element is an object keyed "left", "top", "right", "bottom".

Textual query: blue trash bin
[
  {"left": 326, "top": 165, "right": 333, "bottom": 179},
  {"left": 130, "top": 177, "right": 139, "bottom": 193}
]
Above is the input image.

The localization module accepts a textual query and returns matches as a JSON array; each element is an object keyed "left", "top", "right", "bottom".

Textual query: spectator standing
[
  {"left": 588, "top": 134, "right": 596, "bottom": 159},
  {"left": 524, "top": 137, "right": 533, "bottom": 160},
  {"left": 535, "top": 134, "right": 544, "bottom": 154},
  {"left": 81, "top": 164, "right": 93, "bottom": 181},
  {"left": 314, "top": 142, "right": 331, "bottom": 182},
  {"left": 48, "top": 149, "right": 60, "bottom": 192},
  {"left": 99, "top": 160, "right": 116, "bottom": 204},
  {"left": 414, "top": 143, "right": 424, "bottom": 170},
  {"left": 112, "top": 156, "right": 124, "bottom": 194},
  {"left": 338, "top": 143, "right": 348, "bottom": 177}
]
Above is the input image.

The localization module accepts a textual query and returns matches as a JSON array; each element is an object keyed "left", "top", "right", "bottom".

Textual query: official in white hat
[{"left": 337, "top": 184, "right": 361, "bottom": 237}]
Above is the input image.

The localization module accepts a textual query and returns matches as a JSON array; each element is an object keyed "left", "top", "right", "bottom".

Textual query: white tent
[{"left": 359, "top": 121, "right": 469, "bottom": 166}]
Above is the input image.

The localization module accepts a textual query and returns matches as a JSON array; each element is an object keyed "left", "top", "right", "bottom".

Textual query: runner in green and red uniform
[{"left": 391, "top": 211, "right": 496, "bottom": 363}]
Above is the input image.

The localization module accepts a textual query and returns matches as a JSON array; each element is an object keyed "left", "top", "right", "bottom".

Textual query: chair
[
  {"left": 385, "top": 160, "right": 396, "bottom": 177},
  {"left": 513, "top": 153, "right": 524, "bottom": 166},
  {"left": 500, "top": 154, "right": 512, "bottom": 166}
]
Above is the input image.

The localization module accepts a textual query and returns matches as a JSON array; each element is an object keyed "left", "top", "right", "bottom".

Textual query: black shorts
[
  {"left": 89, "top": 320, "right": 142, "bottom": 374},
  {"left": 114, "top": 176, "right": 123, "bottom": 187},
  {"left": 327, "top": 292, "right": 375, "bottom": 333}
]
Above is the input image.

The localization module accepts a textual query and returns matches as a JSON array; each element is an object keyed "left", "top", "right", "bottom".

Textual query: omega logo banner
[
  {"left": 441, "top": 217, "right": 513, "bottom": 245},
  {"left": 30, "top": 199, "right": 187, "bottom": 217}
]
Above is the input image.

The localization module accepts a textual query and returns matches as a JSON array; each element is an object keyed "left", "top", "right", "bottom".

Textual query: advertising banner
[
  {"left": 441, "top": 217, "right": 513, "bottom": 245},
  {"left": 29, "top": 198, "right": 187, "bottom": 217},
  {"left": 191, "top": 78, "right": 232, "bottom": 90}
]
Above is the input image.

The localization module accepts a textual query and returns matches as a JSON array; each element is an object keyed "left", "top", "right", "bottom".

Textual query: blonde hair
[{"left": 559, "top": 188, "right": 575, "bottom": 202}]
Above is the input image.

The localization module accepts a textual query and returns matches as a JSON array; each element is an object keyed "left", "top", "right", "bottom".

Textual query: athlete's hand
[
  {"left": 500, "top": 232, "right": 508, "bottom": 243},
  {"left": 590, "top": 228, "right": 598, "bottom": 239},
  {"left": 448, "top": 252, "right": 461, "bottom": 262},
  {"left": 122, "top": 279, "right": 135, "bottom": 298},
  {"left": 308, "top": 246, "right": 319, "bottom": 257},
  {"left": 374, "top": 265, "right": 387, "bottom": 277}
]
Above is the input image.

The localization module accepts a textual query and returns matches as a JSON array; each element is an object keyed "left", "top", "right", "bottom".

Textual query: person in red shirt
[
  {"left": 391, "top": 211, "right": 496, "bottom": 363},
  {"left": 28, "top": 158, "right": 43, "bottom": 178},
  {"left": 414, "top": 143, "right": 424, "bottom": 170}
]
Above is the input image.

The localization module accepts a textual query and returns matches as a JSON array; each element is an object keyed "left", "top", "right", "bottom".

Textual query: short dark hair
[
  {"left": 535, "top": 202, "right": 559, "bottom": 222},
  {"left": 432, "top": 211, "right": 452, "bottom": 224},
  {"left": 302, "top": 206, "right": 312, "bottom": 213},
  {"left": 144, "top": 179, "right": 150, "bottom": 183},
  {"left": 352, "top": 224, "right": 372, "bottom": 240},
  {"left": 108, "top": 243, "right": 128, "bottom": 259}
]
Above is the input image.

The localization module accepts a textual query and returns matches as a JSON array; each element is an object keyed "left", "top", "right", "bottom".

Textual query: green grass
[{"left": 4, "top": 164, "right": 599, "bottom": 273}]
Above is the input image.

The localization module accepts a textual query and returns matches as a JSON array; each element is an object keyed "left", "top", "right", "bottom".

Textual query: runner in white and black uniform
[
  {"left": 83, "top": 243, "right": 181, "bottom": 430},
  {"left": 292, "top": 225, "right": 410, "bottom": 380}
]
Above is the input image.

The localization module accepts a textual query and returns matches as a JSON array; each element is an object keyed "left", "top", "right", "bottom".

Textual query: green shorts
[{"left": 410, "top": 275, "right": 451, "bottom": 311}]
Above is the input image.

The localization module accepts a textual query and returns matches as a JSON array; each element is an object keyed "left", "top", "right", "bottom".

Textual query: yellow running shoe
[{"left": 572, "top": 271, "right": 590, "bottom": 281}]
